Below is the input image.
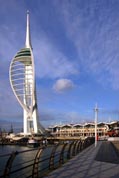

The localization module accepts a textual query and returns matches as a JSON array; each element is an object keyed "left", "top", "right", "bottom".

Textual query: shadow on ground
[{"left": 95, "top": 141, "right": 119, "bottom": 164}]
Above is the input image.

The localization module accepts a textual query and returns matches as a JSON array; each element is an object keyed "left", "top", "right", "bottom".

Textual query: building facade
[{"left": 48, "top": 121, "right": 119, "bottom": 138}]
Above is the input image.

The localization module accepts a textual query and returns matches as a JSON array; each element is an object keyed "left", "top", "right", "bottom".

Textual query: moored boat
[{"left": 27, "top": 138, "right": 40, "bottom": 148}]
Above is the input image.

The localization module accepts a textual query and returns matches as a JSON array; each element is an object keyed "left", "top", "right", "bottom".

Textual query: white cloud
[{"left": 53, "top": 78, "right": 74, "bottom": 92}]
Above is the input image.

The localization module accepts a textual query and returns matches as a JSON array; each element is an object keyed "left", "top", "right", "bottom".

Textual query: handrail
[
  {"left": 49, "top": 143, "right": 60, "bottom": 170},
  {"left": 32, "top": 147, "right": 44, "bottom": 178},
  {"left": 67, "top": 141, "right": 75, "bottom": 159},
  {"left": 72, "top": 140, "right": 78, "bottom": 156},
  {"left": 76, "top": 140, "right": 81, "bottom": 153},
  {"left": 3, "top": 151, "right": 18, "bottom": 178},
  {"left": 59, "top": 143, "right": 68, "bottom": 165},
  {"left": 0, "top": 138, "right": 95, "bottom": 178}
]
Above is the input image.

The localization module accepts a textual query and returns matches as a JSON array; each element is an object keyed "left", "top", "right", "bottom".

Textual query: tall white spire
[
  {"left": 25, "top": 10, "right": 32, "bottom": 48},
  {"left": 10, "top": 10, "right": 46, "bottom": 135}
]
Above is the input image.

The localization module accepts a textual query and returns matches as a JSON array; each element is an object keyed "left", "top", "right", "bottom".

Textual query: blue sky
[{"left": 0, "top": 0, "right": 119, "bottom": 131}]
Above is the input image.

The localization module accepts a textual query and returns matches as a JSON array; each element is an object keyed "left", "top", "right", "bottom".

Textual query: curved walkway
[{"left": 44, "top": 141, "right": 119, "bottom": 178}]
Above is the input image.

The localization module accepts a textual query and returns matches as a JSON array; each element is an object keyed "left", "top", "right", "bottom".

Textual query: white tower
[{"left": 9, "top": 11, "right": 45, "bottom": 134}]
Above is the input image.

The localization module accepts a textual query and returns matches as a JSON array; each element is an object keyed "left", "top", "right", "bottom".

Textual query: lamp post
[{"left": 94, "top": 104, "right": 98, "bottom": 147}]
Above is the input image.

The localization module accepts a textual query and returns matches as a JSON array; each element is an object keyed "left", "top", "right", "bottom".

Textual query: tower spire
[{"left": 25, "top": 10, "right": 32, "bottom": 48}]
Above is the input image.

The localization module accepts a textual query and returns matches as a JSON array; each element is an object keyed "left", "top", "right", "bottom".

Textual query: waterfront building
[
  {"left": 9, "top": 11, "right": 45, "bottom": 135},
  {"left": 48, "top": 121, "right": 119, "bottom": 138}
]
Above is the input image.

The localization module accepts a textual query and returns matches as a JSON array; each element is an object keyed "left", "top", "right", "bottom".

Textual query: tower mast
[{"left": 25, "top": 10, "right": 32, "bottom": 49}]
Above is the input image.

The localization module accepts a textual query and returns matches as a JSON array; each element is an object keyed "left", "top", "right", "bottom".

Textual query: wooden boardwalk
[{"left": 44, "top": 141, "right": 119, "bottom": 178}]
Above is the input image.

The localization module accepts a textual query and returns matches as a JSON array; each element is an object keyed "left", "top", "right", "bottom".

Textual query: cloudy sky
[{"left": 0, "top": 0, "right": 119, "bottom": 131}]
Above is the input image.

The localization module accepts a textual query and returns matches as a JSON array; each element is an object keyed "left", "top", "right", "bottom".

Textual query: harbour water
[
  {"left": 0, "top": 145, "right": 35, "bottom": 177},
  {"left": 0, "top": 145, "right": 30, "bottom": 154}
]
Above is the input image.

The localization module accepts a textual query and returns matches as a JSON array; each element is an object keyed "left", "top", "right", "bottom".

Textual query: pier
[{"left": 44, "top": 141, "right": 119, "bottom": 178}]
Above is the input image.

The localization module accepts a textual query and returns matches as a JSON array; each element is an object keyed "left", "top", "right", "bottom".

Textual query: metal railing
[{"left": 0, "top": 137, "right": 94, "bottom": 178}]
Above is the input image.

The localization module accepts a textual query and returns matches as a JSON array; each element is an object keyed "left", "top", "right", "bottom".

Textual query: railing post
[
  {"left": 59, "top": 143, "right": 68, "bottom": 165},
  {"left": 3, "top": 151, "right": 18, "bottom": 178},
  {"left": 67, "top": 141, "right": 74, "bottom": 159},
  {"left": 32, "top": 147, "right": 44, "bottom": 178},
  {"left": 80, "top": 140, "right": 83, "bottom": 151},
  {"left": 83, "top": 139, "right": 86, "bottom": 149},
  {"left": 49, "top": 144, "right": 59, "bottom": 170},
  {"left": 76, "top": 140, "right": 81, "bottom": 153},
  {"left": 81, "top": 140, "right": 85, "bottom": 149},
  {"left": 72, "top": 141, "right": 78, "bottom": 156}
]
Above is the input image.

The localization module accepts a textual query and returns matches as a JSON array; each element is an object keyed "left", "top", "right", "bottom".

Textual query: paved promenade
[{"left": 44, "top": 141, "right": 119, "bottom": 178}]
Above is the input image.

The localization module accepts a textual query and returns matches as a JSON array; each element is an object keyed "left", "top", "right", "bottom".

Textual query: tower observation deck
[{"left": 9, "top": 11, "right": 45, "bottom": 135}]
